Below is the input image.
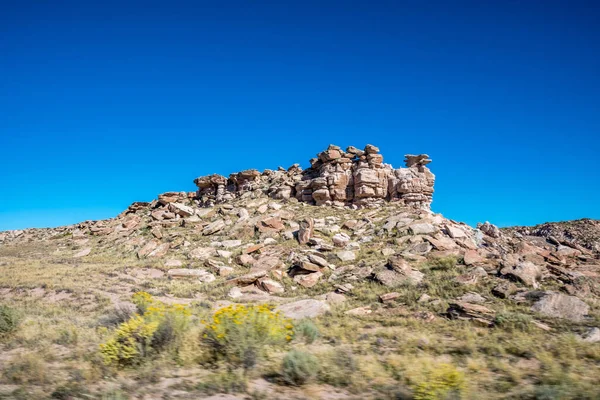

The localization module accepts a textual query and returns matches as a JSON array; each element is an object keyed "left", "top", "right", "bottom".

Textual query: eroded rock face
[{"left": 191, "top": 144, "right": 435, "bottom": 209}]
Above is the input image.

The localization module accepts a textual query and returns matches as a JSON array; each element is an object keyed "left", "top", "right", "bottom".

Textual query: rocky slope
[{"left": 1, "top": 144, "right": 598, "bottom": 327}]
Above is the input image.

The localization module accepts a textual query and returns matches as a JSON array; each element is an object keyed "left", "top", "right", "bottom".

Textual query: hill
[{"left": 0, "top": 144, "right": 598, "bottom": 399}]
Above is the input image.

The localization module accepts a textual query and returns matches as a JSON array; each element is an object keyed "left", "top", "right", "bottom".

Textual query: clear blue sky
[{"left": 1, "top": 0, "right": 599, "bottom": 231}]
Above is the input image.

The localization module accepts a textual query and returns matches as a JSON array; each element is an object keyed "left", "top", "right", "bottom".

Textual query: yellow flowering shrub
[
  {"left": 99, "top": 315, "right": 158, "bottom": 367},
  {"left": 100, "top": 292, "right": 191, "bottom": 367},
  {"left": 413, "top": 363, "right": 466, "bottom": 400},
  {"left": 202, "top": 304, "right": 293, "bottom": 369}
]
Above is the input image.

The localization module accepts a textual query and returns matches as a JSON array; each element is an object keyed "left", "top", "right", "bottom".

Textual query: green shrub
[
  {"left": 194, "top": 370, "right": 248, "bottom": 395},
  {"left": 282, "top": 349, "right": 320, "bottom": 385},
  {"left": 4, "top": 353, "right": 48, "bottom": 384},
  {"left": 319, "top": 347, "right": 358, "bottom": 387},
  {"left": 202, "top": 304, "right": 293, "bottom": 370},
  {"left": 413, "top": 363, "right": 466, "bottom": 400},
  {"left": 294, "top": 319, "right": 319, "bottom": 344},
  {"left": 100, "top": 292, "right": 191, "bottom": 367},
  {"left": 0, "top": 304, "right": 20, "bottom": 337},
  {"left": 494, "top": 311, "right": 532, "bottom": 332},
  {"left": 429, "top": 256, "right": 458, "bottom": 271}
]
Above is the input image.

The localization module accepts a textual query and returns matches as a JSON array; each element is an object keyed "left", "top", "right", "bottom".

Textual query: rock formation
[{"left": 192, "top": 144, "right": 435, "bottom": 209}]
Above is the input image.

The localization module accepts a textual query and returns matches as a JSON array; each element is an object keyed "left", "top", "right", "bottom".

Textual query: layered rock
[{"left": 190, "top": 144, "right": 435, "bottom": 209}]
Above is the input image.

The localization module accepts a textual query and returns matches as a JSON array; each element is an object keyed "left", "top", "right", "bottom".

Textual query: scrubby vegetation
[
  {"left": 202, "top": 304, "right": 293, "bottom": 370},
  {"left": 100, "top": 292, "right": 191, "bottom": 367},
  {"left": 0, "top": 304, "right": 19, "bottom": 337}
]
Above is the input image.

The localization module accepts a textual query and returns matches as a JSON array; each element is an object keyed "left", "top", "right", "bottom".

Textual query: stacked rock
[{"left": 191, "top": 144, "right": 435, "bottom": 209}]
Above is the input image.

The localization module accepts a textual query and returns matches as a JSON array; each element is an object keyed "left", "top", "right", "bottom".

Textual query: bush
[
  {"left": 195, "top": 370, "right": 248, "bottom": 395},
  {"left": 494, "top": 311, "right": 532, "bottom": 332},
  {"left": 100, "top": 292, "right": 190, "bottom": 367},
  {"left": 294, "top": 319, "right": 319, "bottom": 344},
  {"left": 319, "top": 347, "right": 358, "bottom": 387},
  {"left": 429, "top": 256, "right": 458, "bottom": 271},
  {"left": 282, "top": 349, "right": 319, "bottom": 385},
  {"left": 0, "top": 304, "right": 20, "bottom": 337},
  {"left": 413, "top": 363, "right": 466, "bottom": 400},
  {"left": 202, "top": 304, "right": 293, "bottom": 370},
  {"left": 5, "top": 353, "right": 48, "bottom": 384}
]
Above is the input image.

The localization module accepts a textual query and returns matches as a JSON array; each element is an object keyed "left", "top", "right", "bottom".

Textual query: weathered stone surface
[
  {"left": 232, "top": 270, "right": 268, "bottom": 285},
  {"left": 332, "top": 233, "right": 351, "bottom": 247},
  {"left": 409, "top": 222, "right": 436, "bottom": 235},
  {"left": 308, "top": 254, "right": 329, "bottom": 268},
  {"left": 500, "top": 261, "right": 542, "bottom": 288},
  {"left": 380, "top": 292, "right": 401, "bottom": 303},
  {"left": 137, "top": 240, "right": 159, "bottom": 258},
  {"left": 165, "top": 259, "right": 183, "bottom": 267},
  {"left": 168, "top": 202, "right": 194, "bottom": 217},
  {"left": 336, "top": 250, "right": 356, "bottom": 262},
  {"left": 189, "top": 247, "right": 217, "bottom": 259},
  {"left": 448, "top": 302, "right": 496, "bottom": 326},
  {"left": 148, "top": 243, "right": 170, "bottom": 258},
  {"left": 531, "top": 292, "right": 589, "bottom": 322},
  {"left": 298, "top": 218, "right": 314, "bottom": 244},
  {"left": 259, "top": 278, "right": 285, "bottom": 294},
  {"left": 168, "top": 268, "right": 215, "bottom": 282},
  {"left": 256, "top": 217, "right": 284, "bottom": 233},
  {"left": 276, "top": 299, "right": 331, "bottom": 320},
  {"left": 203, "top": 219, "right": 225, "bottom": 235},
  {"left": 463, "top": 250, "right": 485, "bottom": 266},
  {"left": 294, "top": 271, "right": 323, "bottom": 288},
  {"left": 73, "top": 247, "right": 91, "bottom": 258},
  {"left": 478, "top": 221, "right": 501, "bottom": 238},
  {"left": 158, "top": 191, "right": 187, "bottom": 205}
]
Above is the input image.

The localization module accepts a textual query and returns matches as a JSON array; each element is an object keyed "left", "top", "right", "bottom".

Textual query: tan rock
[{"left": 298, "top": 217, "right": 314, "bottom": 244}]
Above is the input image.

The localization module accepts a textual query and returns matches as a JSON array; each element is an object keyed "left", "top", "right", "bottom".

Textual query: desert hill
[{"left": 0, "top": 144, "right": 598, "bottom": 400}]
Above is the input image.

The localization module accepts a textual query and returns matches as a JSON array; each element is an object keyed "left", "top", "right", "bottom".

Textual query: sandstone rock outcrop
[{"left": 191, "top": 144, "right": 435, "bottom": 209}]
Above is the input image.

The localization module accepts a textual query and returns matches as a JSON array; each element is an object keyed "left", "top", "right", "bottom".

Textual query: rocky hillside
[{"left": 0, "top": 144, "right": 599, "bottom": 399}]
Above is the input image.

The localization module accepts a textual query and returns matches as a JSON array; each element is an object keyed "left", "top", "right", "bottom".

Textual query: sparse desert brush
[
  {"left": 494, "top": 311, "right": 532, "bottom": 332},
  {"left": 0, "top": 304, "right": 20, "bottom": 337},
  {"left": 281, "top": 349, "right": 320, "bottom": 385},
  {"left": 293, "top": 318, "right": 319, "bottom": 344},
  {"left": 100, "top": 292, "right": 191, "bottom": 367},
  {"left": 317, "top": 347, "right": 358, "bottom": 387},
  {"left": 4, "top": 353, "right": 49, "bottom": 385},
  {"left": 202, "top": 304, "right": 293, "bottom": 370},
  {"left": 428, "top": 255, "right": 459, "bottom": 271}
]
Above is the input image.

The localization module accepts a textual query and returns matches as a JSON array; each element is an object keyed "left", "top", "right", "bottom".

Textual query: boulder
[
  {"left": 500, "top": 261, "right": 542, "bottom": 288},
  {"left": 298, "top": 218, "right": 314, "bottom": 245},
  {"left": 336, "top": 250, "right": 356, "bottom": 262},
  {"left": 259, "top": 278, "right": 285, "bottom": 294},
  {"left": 276, "top": 299, "right": 331, "bottom": 320},
  {"left": 531, "top": 292, "right": 589, "bottom": 322},
  {"left": 294, "top": 271, "right": 323, "bottom": 288},
  {"left": 168, "top": 202, "right": 194, "bottom": 217}
]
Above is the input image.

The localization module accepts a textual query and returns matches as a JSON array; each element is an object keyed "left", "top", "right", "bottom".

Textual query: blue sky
[{"left": 1, "top": 0, "right": 599, "bottom": 230}]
